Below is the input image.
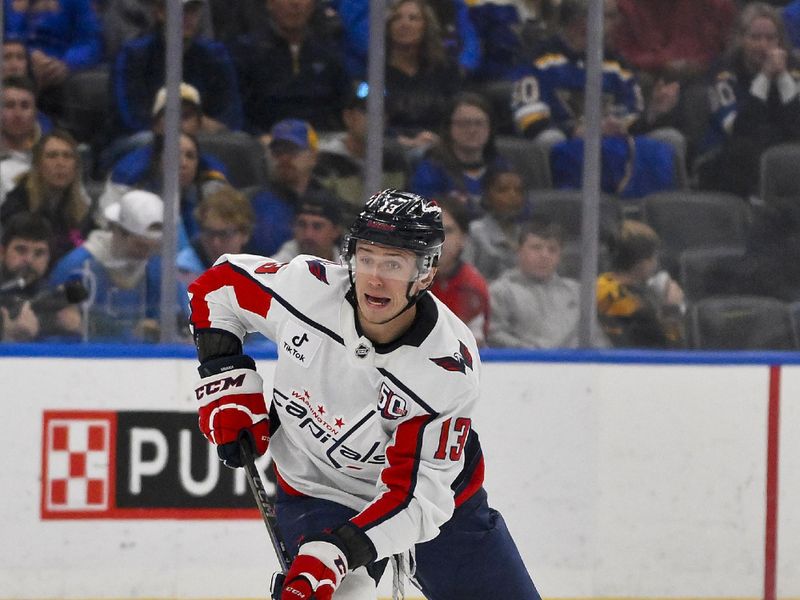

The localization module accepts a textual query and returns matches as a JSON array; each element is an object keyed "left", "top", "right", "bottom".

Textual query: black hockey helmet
[{"left": 342, "top": 189, "right": 444, "bottom": 278}]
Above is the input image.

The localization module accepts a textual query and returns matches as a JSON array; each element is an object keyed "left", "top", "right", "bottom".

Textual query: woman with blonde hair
[{"left": 1, "top": 128, "right": 91, "bottom": 264}]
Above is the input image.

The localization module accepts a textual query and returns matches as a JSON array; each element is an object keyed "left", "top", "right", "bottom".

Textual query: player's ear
[{"left": 417, "top": 266, "right": 437, "bottom": 290}]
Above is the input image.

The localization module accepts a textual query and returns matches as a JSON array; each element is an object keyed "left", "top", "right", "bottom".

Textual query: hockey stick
[{"left": 239, "top": 434, "right": 291, "bottom": 600}]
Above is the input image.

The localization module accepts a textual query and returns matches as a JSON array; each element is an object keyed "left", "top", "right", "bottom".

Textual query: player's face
[
  {"left": 517, "top": 233, "right": 561, "bottom": 282},
  {"left": 2, "top": 237, "right": 50, "bottom": 280},
  {"left": 39, "top": 137, "right": 78, "bottom": 191},
  {"left": 352, "top": 241, "right": 435, "bottom": 342}
]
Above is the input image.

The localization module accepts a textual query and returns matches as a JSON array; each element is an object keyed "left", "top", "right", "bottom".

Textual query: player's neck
[{"left": 357, "top": 303, "right": 417, "bottom": 345}]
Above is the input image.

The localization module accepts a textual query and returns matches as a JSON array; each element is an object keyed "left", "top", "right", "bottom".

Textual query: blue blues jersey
[{"left": 511, "top": 35, "right": 644, "bottom": 137}]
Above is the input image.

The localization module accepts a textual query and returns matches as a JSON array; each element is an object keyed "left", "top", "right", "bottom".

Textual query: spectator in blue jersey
[
  {"left": 49, "top": 189, "right": 170, "bottom": 342},
  {"left": 176, "top": 184, "right": 254, "bottom": 292},
  {"left": 410, "top": 91, "right": 508, "bottom": 219},
  {"left": 699, "top": 2, "right": 800, "bottom": 199},
  {"left": 384, "top": 0, "right": 463, "bottom": 155},
  {"left": 230, "top": 0, "right": 351, "bottom": 135},
  {"left": 336, "top": 0, "right": 480, "bottom": 80},
  {"left": 110, "top": 0, "right": 243, "bottom": 139},
  {"left": 0, "top": 76, "right": 53, "bottom": 204},
  {"left": 511, "top": 0, "right": 643, "bottom": 147},
  {"left": 511, "top": 0, "right": 680, "bottom": 200},
  {"left": 1, "top": 129, "right": 92, "bottom": 266},
  {"left": 246, "top": 119, "right": 330, "bottom": 257},
  {"left": 97, "top": 130, "right": 227, "bottom": 250},
  {"left": 3, "top": 0, "right": 103, "bottom": 93}
]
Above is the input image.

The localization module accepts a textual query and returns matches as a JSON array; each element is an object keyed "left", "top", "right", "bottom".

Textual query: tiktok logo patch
[{"left": 280, "top": 322, "right": 322, "bottom": 368}]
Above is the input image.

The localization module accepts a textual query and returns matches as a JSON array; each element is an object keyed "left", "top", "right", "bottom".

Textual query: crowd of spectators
[{"left": 1, "top": 0, "right": 799, "bottom": 349}]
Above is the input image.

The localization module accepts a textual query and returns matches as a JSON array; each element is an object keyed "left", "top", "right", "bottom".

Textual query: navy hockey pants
[{"left": 274, "top": 486, "right": 541, "bottom": 600}]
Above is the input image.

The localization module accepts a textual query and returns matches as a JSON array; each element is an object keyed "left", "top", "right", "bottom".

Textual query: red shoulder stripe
[{"left": 189, "top": 262, "right": 274, "bottom": 329}]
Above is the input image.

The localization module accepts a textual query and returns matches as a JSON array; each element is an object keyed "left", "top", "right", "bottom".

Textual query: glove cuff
[
  {"left": 308, "top": 522, "right": 377, "bottom": 570},
  {"left": 300, "top": 540, "right": 349, "bottom": 581},
  {"left": 198, "top": 353, "right": 256, "bottom": 377}
]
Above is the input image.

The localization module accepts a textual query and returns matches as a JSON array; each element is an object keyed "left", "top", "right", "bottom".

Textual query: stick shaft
[{"left": 239, "top": 437, "right": 292, "bottom": 573}]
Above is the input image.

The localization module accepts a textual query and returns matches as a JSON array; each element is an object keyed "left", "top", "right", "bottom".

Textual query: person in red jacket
[{"left": 429, "top": 194, "right": 490, "bottom": 346}]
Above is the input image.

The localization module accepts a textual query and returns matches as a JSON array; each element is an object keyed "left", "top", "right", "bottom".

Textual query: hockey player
[{"left": 188, "top": 189, "right": 541, "bottom": 600}]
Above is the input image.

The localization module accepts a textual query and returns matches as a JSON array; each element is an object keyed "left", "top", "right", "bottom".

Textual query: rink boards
[{"left": 0, "top": 345, "right": 798, "bottom": 600}]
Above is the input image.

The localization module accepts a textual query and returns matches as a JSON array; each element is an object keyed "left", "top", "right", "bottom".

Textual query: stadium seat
[
  {"left": 558, "top": 240, "right": 611, "bottom": 279},
  {"left": 641, "top": 191, "right": 749, "bottom": 278},
  {"left": 495, "top": 135, "right": 552, "bottom": 191},
  {"left": 527, "top": 189, "right": 622, "bottom": 243},
  {"left": 759, "top": 143, "right": 800, "bottom": 205},
  {"left": 481, "top": 79, "right": 515, "bottom": 135},
  {"left": 197, "top": 131, "right": 269, "bottom": 189},
  {"left": 678, "top": 246, "right": 747, "bottom": 302},
  {"left": 59, "top": 67, "right": 111, "bottom": 144},
  {"left": 688, "top": 295, "right": 798, "bottom": 350}
]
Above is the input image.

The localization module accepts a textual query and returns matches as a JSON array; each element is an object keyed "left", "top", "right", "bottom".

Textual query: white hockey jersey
[{"left": 188, "top": 253, "right": 485, "bottom": 560}]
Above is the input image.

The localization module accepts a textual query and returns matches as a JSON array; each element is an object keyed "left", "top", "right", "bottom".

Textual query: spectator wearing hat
[
  {"left": 49, "top": 190, "right": 171, "bottom": 342},
  {"left": 99, "top": 81, "right": 229, "bottom": 178},
  {"left": 110, "top": 0, "right": 243, "bottom": 139},
  {"left": 272, "top": 190, "right": 344, "bottom": 262},
  {"left": 247, "top": 119, "right": 332, "bottom": 256},
  {"left": 315, "top": 84, "right": 410, "bottom": 225},
  {"left": 97, "top": 83, "right": 229, "bottom": 241}
]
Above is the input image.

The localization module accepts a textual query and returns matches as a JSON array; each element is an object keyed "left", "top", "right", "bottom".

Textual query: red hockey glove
[
  {"left": 195, "top": 355, "right": 269, "bottom": 468},
  {"left": 281, "top": 540, "right": 348, "bottom": 600}
]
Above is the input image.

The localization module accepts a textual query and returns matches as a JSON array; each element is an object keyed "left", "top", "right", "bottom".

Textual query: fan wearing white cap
[{"left": 48, "top": 190, "right": 171, "bottom": 341}]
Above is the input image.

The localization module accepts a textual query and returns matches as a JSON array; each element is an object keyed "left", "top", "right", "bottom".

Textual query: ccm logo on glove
[
  {"left": 195, "top": 373, "right": 246, "bottom": 399},
  {"left": 281, "top": 540, "right": 348, "bottom": 600}
]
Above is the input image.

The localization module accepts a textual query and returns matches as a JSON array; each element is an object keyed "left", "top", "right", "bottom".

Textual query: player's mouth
[{"left": 364, "top": 293, "right": 390, "bottom": 308}]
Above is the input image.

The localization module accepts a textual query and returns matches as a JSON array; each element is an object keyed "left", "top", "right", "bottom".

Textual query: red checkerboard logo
[{"left": 42, "top": 411, "right": 117, "bottom": 517}]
